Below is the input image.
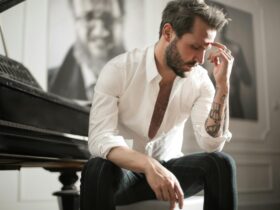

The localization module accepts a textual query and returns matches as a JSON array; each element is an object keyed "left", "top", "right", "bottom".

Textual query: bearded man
[{"left": 81, "top": 0, "right": 237, "bottom": 210}]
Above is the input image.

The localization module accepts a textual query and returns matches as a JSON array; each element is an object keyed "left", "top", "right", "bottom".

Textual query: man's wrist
[
  {"left": 216, "top": 82, "right": 230, "bottom": 94},
  {"left": 143, "top": 157, "right": 159, "bottom": 175}
]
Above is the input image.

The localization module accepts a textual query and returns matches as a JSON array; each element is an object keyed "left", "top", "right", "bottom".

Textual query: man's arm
[
  {"left": 205, "top": 42, "right": 233, "bottom": 138},
  {"left": 205, "top": 85, "right": 228, "bottom": 137},
  {"left": 107, "top": 146, "right": 184, "bottom": 210}
]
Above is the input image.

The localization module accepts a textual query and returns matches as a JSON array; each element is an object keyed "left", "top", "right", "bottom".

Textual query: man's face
[
  {"left": 73, "top": 0, "right": 123, "bottom": 58},
  {"left": 165, "top": 17, "right": 217, "bottom": 77}
]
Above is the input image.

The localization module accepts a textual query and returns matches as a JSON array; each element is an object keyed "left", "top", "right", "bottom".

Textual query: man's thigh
[
  {"left": 115, "top": 169, "right": 156, "bottom": 206},
  {"left": 162, "top": 153, "right": 209, "bottom": 197},
  {"left": 117, "top": 153, "right": 209, "bottom": 204}
]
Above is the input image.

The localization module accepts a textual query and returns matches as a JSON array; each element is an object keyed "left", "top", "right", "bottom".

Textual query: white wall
[
  {"left": 0, "top": 0, "right": 279, "bottom": 210},
  {"left": 0, "top": 1, "right": 61, "bottom": 210}
]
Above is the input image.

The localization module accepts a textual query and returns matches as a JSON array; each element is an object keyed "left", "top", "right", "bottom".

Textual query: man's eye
[{"left": 191, "top": 45, "right": 200, "bottom": 50}]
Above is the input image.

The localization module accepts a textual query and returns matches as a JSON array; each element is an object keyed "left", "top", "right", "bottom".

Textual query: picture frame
[
  {"left": 47, "top": 0, "right": 149, "bottom": 101},
  {"left": 210, "top": 0, "right": 270, "bottom": 141}
]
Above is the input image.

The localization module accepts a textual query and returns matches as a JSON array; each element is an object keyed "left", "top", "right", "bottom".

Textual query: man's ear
[{"left": 162, "top": 23, "right": 174, "bottom": 42}]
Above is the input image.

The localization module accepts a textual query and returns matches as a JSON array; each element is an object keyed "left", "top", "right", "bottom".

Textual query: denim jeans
[{"left": 80, "top": 152, "right": 237, "bottom": 210}]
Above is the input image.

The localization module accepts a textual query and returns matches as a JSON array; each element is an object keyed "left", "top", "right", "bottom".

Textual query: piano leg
[{"left": 53, "top": 169, "right": 80, "bottom": 210}]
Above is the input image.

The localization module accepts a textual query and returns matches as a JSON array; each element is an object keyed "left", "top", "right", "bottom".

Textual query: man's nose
[
  {"left": 195, "top": 50, "right": 206, "bottom": 64},
  {"left": 90, "top": 20, "right": 110, "bottom": 38}
]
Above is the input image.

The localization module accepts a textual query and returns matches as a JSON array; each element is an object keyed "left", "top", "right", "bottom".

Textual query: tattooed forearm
[
  {"left": 205, "top": 118, "right": 221, "bottom": 137},
  {"left": 205, "top": 92, "right": 227, "bottom": 137},
  {"left": 209, "top": 102, "right": 222, "bottom": 122}
]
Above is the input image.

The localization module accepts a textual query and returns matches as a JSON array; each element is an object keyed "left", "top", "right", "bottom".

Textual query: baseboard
[{"left": 239, "top": 202, "right": 280, "bottom": 210}]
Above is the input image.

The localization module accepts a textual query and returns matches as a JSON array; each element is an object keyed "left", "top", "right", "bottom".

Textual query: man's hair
[
  {"left": 159, "top": 0, "right": 230, "bottom": 38},
  {"left": 68, "top": 0, "right": 125, "bottom": 17}
]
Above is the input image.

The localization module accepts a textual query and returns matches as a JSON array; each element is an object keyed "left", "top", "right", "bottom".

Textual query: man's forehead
[
  {"left": 189, "top": 17, "right": 217, "bottom": 44},
  {"left": 195, "top": 30, "right": 216, "bottom": 48},
  {"left": 181, "top": 30, "right": 216, "bottom": 49}
]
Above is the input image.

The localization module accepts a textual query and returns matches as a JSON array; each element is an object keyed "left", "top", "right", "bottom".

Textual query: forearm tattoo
[
  {"left": 209, "top": 102, "right": 222, "bottom": 122},
  {"left": 205, "top": 119, "right": 221, "bottom": 137},
  {"left": 206, "top": 94, "right": 227, "bottom": 137}
]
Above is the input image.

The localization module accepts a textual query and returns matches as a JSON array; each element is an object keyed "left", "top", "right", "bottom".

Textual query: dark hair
[
  {"left": 68, "top": 0, "right": 125, "bottom": 16},
  {"left": 159, "top": 0, "right": 230, "bottom": 38}
]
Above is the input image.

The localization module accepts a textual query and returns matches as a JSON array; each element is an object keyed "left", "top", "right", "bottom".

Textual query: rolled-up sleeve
[
  {"left": 191, "top": 71, "right": 232, "bottom": 153},
  {"left": 88, "top": 60, "right": 129, "bottom": 159}
]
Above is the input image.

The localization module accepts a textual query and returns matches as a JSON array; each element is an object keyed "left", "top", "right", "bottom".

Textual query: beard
[{"left": 165, "top": 38, "right": 198, "bottom": 78}]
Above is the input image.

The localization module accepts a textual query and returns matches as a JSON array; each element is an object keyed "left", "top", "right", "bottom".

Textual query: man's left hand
[{"left": 208, "top": 42, "right": 234, "bottom": 88}]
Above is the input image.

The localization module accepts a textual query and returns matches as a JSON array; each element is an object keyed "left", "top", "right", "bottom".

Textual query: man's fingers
[
  {"left": 220, "top": 49, "right": 233, "bottom": 61},
  {"left": 162, "top": 187, "right": 171, "bottom": 201},
  {"left": 210, "top": 42, "right": 233, "bottom": 60},
  {"left": 208, "top": 49, "right": 231, "bottom": 64},
  {"left": 208, "top": 50, "right": 223, "bottom": 65},
  {"left": 169, "top": 199, "right": 176, "bottom": 210},
  {"left": 211, "top": 42, "right": 227, "bottom": 50},
  {"left": 155, "top": 188, "right": 164, "bottom": 201},
  {"left": 174, "top": 184, "right": 184, "bottom": 209},
  {"left": 168, "top": 186, "right": 177, "bottom": 210}
]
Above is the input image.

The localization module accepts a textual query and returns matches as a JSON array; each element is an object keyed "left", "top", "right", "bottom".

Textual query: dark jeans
[{"left": 80, "top": 152, "right": 237, "bottom": 210}]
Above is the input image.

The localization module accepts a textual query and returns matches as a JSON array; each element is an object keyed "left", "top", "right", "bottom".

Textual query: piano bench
[{"left": 116, "top": 196, "right": 204, "bottom": 210}]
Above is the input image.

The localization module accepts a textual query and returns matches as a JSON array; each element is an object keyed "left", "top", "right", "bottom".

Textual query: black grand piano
[{"left": 0, "top": 1, "right": 91, "bottom": 209}]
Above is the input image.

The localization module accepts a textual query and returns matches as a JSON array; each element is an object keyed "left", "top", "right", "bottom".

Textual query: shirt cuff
[
  {"left": 193, "top": 124, "right": 232, "bottom": 152},
  {"left": 195, "top": 124, "right": 232, "bottom": 142}
]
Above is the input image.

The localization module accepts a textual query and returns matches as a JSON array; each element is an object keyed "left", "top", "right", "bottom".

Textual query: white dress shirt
[{"left": 89, "top": 45, "right": 232, "bottom": 161}]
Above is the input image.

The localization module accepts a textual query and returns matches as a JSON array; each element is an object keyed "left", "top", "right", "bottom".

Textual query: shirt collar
[{"left": 145, "top": 44, "right": 161, "bottom": 83}]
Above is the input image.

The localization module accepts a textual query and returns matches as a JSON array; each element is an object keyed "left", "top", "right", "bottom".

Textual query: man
[
  {"left": 81, "top": 0, "right": 237, "bottom": 210},
  {"left": 48, "top": 0, "right": 125, "bottom": 100}
]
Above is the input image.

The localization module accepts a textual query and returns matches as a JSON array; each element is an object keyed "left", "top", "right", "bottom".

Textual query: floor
[{"left": 116, "top": 196, "right": 204, "bottom": 210}]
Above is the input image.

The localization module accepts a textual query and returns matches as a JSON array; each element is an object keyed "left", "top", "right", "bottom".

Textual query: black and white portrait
[
  {"left": 47, "top": 0, "right": 145, "bottom": 101},
  {"left": 206, "top": 1, "right": 258, "bottom": 120}
]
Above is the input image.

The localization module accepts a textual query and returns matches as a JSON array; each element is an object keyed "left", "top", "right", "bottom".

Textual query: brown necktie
[{"left": 148, "top": 81, "right": 174, "bottom": 139}]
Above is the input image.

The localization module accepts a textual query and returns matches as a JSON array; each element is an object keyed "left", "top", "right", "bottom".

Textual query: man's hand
[
  {"left": 144, "top": 158, "right": 184, "bottom": 210},
  {"left": 107, "top": 147, "right": 184, "bottom": 209},
  {"left": 208, "top": 42, "right": 234, "bottom": 88},
  {"left": 204, "top": 42, "right": 233, "bottom": 137}
]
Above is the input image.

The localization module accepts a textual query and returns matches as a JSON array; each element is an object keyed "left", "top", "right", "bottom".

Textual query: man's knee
[
  {"left": 81, "top": 157, "right": 122, "bottom": 187},
  {"left": 80, "top": 159, "right": 122, "bottom": 209},
  {"left": 206, "top": 152, "right": 236, "bottom": 175},
  {"left": 83, "top": 157, "right": 113, "bottom": 172}
]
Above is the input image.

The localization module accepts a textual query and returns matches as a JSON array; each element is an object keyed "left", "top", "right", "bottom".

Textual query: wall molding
[
  {"left": 236, "top": 161, "right": 273, "bottom": 194},
  {"left": 225, "top": 148, "right": 280, "bottom": 156}
]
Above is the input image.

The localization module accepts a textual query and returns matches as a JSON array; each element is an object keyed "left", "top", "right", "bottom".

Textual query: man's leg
[
  {"left": 80, "top": 157, "right": 156, "bottom": 210},
  {"left": 164, "top": 152, "right": 237, "bottom": 210}
]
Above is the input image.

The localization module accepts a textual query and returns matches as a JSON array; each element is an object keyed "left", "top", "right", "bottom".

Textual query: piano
[{"left": 0, "top": 1, "right": 91, "bottom": 210}]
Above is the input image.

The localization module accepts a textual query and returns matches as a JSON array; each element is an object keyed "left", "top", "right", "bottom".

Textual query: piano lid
[{"left": 0, "top": 0, "right": 25, "bottom": 13}]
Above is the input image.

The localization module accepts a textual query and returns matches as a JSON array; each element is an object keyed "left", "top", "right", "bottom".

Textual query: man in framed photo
[{"left": 48, "top": 0, "right": 125, "bottom": 100}]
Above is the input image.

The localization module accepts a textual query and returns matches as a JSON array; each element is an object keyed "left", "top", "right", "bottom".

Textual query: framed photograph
[
  {"left": 208, "top": 0, "right": 270, "bottom": 140},
  {"left": 47, "top": 0, "right": 148, "bottom": 101}
]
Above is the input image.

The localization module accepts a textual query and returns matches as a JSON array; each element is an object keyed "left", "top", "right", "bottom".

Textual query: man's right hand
[
  {"left": 107, "top": 147, "right": 184, "bottom": 209},
  {"left": 144, "top": 158, "right": 184, "bottom": 210}
]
